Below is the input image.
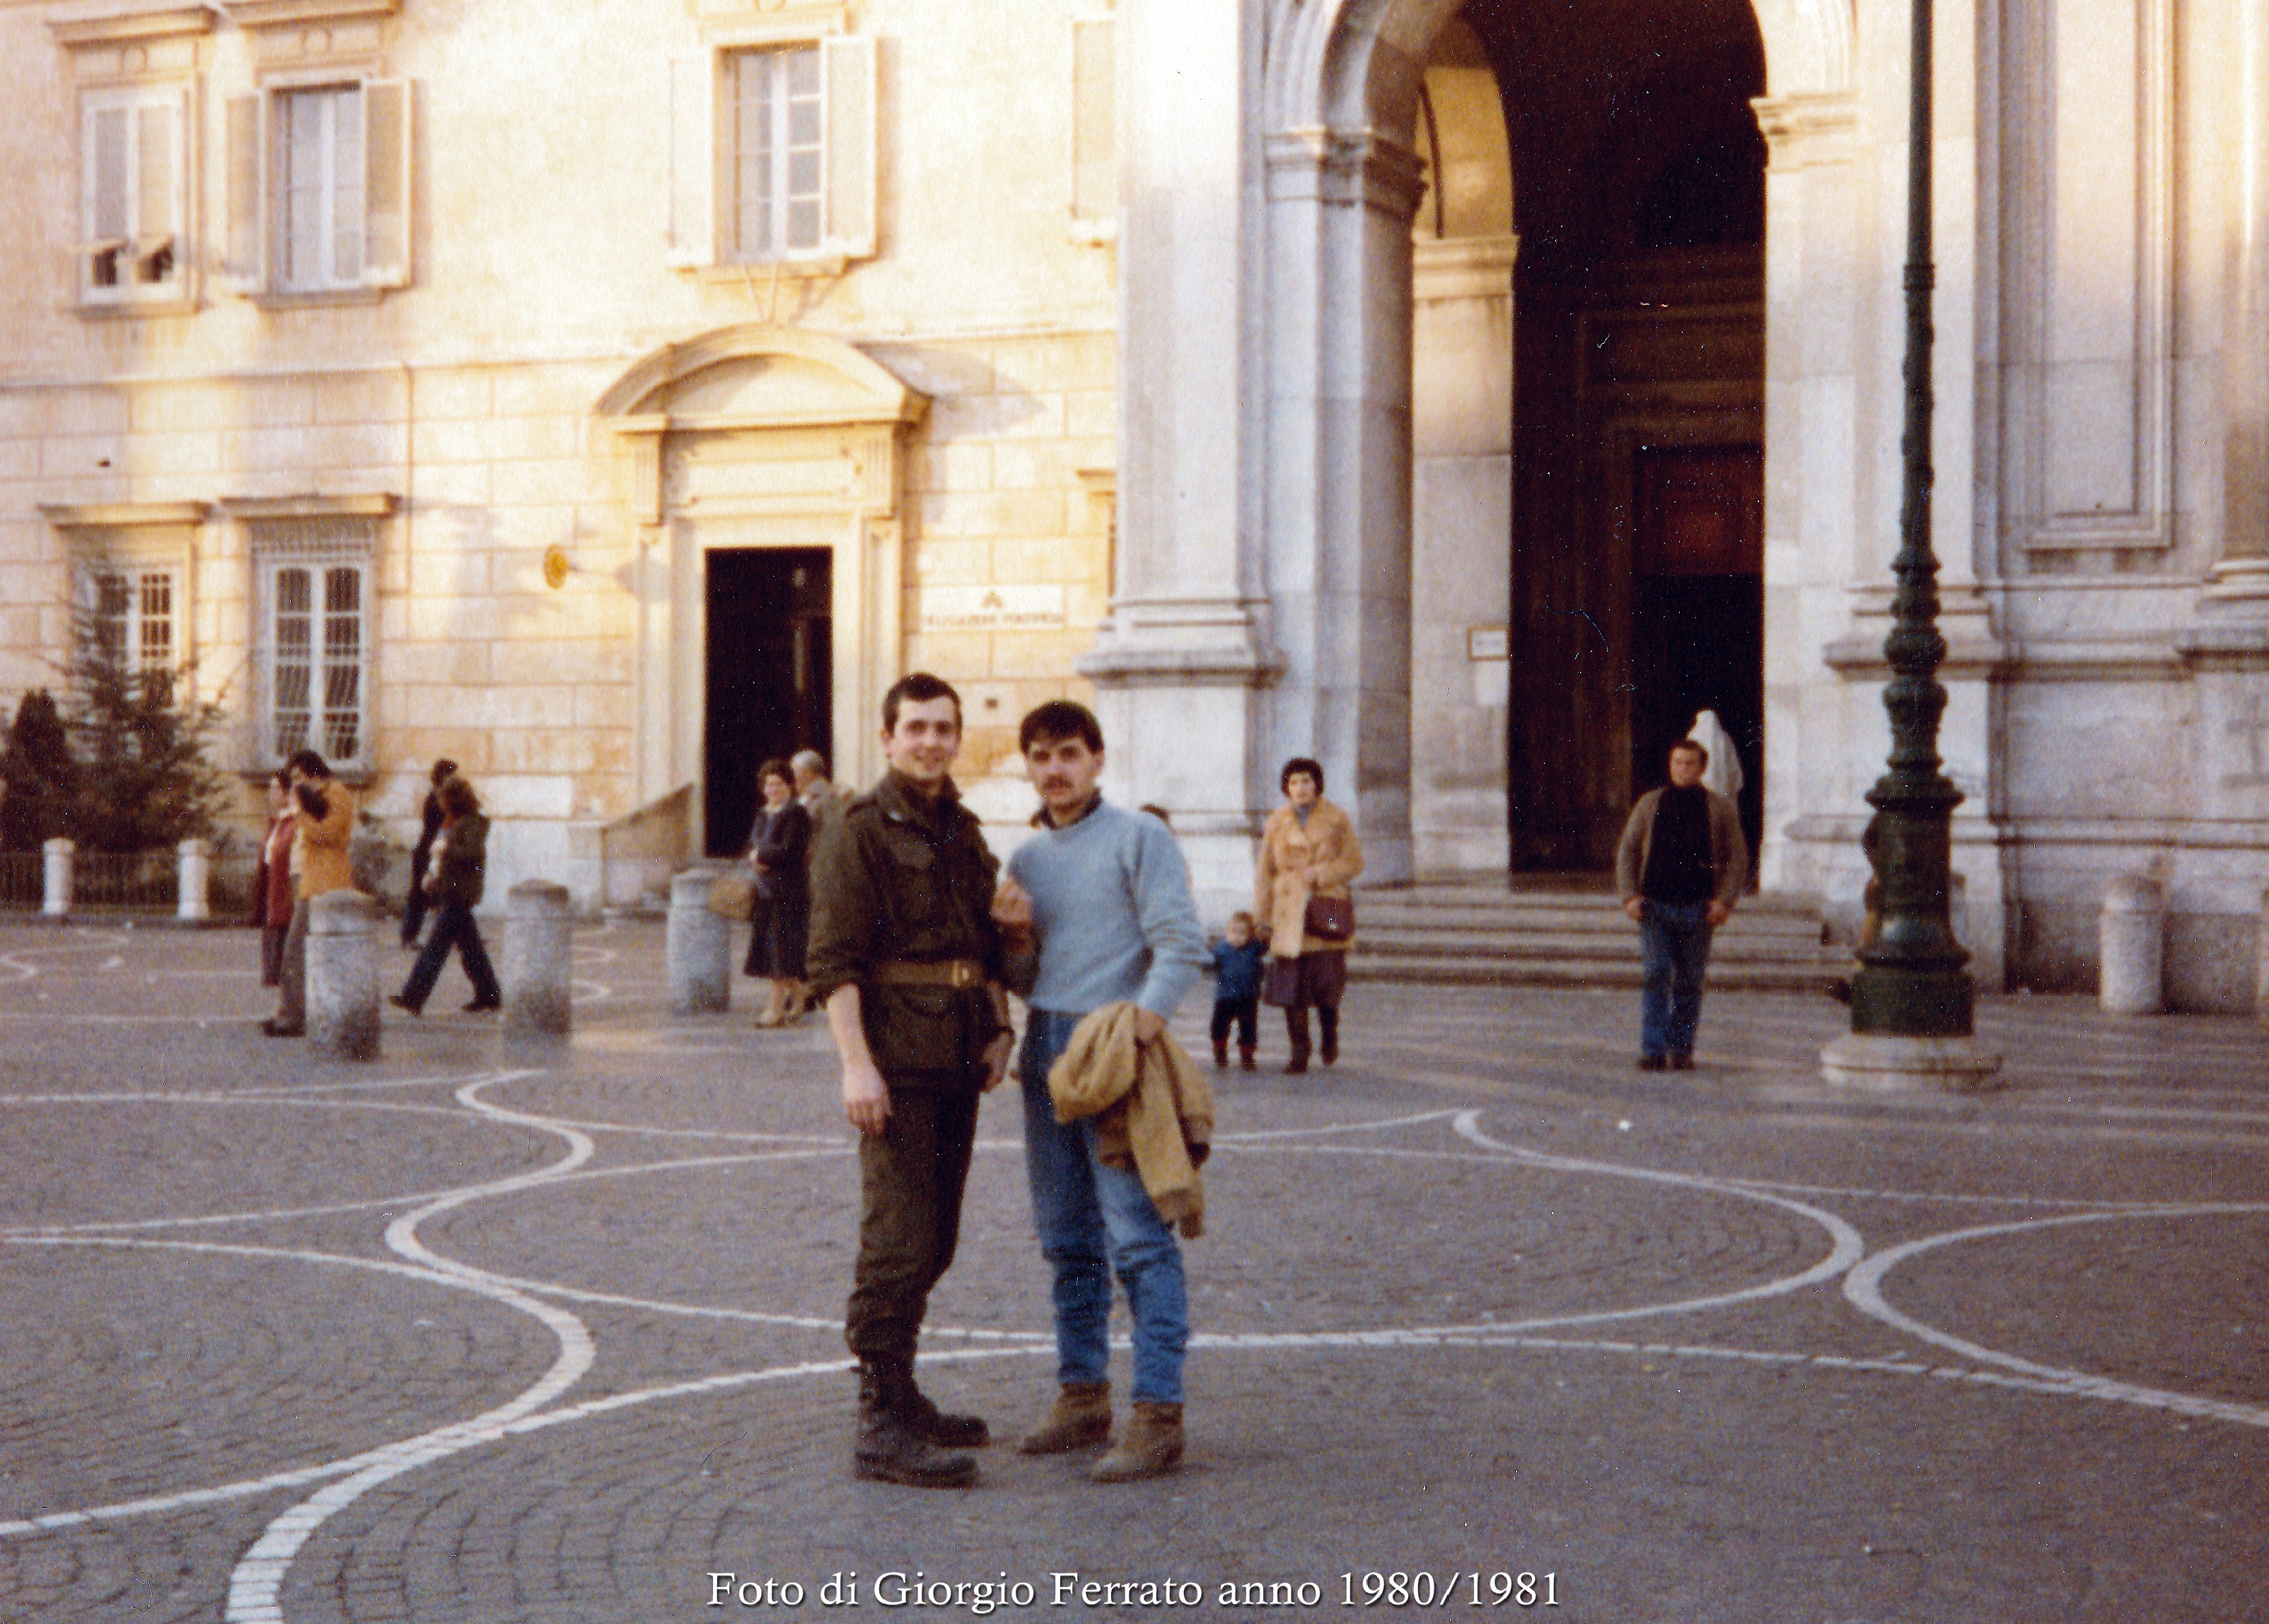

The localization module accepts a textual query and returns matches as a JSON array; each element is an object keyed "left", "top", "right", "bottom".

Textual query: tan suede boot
[
  {"left": 1087, "top": 1400, "right": 1183, "bottom": 1482},
  {"left": 1016, "top": 1382, "right": 1112, "bottom": 1454}
]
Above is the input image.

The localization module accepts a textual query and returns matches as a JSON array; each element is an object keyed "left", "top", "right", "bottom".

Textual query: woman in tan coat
[{"left": 1253, "top": 756, "right": 1364, "bottom": 1072}]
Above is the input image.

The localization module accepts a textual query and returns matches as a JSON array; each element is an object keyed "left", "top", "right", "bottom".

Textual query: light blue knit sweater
[{"left": 1004, "top": 798, "right": 1211, "bottom": 1020}]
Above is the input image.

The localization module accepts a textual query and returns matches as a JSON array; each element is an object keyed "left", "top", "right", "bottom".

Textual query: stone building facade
[{"left": 3, "top": 0, "right": 2266, "bottom": 1009}]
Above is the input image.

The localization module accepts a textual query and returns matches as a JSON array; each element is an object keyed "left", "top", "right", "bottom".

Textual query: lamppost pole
[{"left": 1822, "top": 0, "right": 2002, "bottom": 1089}]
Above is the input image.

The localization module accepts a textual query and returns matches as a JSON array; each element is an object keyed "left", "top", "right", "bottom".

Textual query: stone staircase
[{"left": 1346, "top": 879, "right": 1845, "bottom": 991}]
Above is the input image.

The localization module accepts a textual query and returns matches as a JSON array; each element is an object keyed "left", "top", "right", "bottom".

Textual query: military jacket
[{"left": 806, "top": 770, "right": 1006, "bottom": 1079}]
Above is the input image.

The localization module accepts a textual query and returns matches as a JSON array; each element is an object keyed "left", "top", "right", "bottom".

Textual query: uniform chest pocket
[{"left": 880, "top": 830, "right": 940, "bottom": 921}]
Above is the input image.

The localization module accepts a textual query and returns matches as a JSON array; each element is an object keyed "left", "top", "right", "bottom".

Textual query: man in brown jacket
[
  {"left": 805, "top": 673, "right": 1015, "bottom": 1490},
  {"left": 263, "top": 748, "right": 357, "bottom": 1038},
  {"left": 1615, "top": 738, "right": 1748, "bottom": 1070}
]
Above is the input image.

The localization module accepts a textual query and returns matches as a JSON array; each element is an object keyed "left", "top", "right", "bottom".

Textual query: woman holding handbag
[{"left": 1254, "top": 756, "right": 1364, "bottom": 1073}]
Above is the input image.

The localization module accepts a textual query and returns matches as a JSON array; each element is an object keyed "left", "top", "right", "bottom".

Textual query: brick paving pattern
[{"left": 0, "top": 917, "right": 2263, "bottom": 1622}]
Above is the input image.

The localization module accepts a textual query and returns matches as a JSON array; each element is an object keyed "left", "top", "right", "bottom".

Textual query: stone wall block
[
  {"left": 308, "top": 891, "right": 381, "bottom": 1061},
  {"left": 666, "top": 869, "right": 731, "bottom": 1014},
  {"left": 504, "top": 880, "right": 574, "bottom": 1036},
  {"left": 2099, "top": 874, "right": 2165, "bottom": 1015}
]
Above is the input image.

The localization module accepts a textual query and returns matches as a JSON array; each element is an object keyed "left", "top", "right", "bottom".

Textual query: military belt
[{"left": 871, "top": 958, "right": 987, "bottom": 989}]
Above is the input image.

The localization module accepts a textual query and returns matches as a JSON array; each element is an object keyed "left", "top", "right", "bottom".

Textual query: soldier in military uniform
[{"left": 805, "top": 672, "right": 1016, "bottom": 1489}]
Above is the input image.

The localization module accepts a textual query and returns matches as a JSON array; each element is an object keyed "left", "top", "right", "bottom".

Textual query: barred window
[
  {"left": 255, "top": 529, "right": 371, "bottom": 769},
  {"left": 91, "top": 568, "right": 177, "bottom": 671}
]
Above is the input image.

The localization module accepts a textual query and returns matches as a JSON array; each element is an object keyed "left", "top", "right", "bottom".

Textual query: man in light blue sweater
[{"left": 991, "top": 699, "right": 1210, "bottom": 1482}]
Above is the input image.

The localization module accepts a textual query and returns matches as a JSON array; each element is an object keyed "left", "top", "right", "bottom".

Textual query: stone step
[
  {"left": 1356, "top": 903, "right": 1826, "bottom": 934},
  {"left": 1352, "top": 926, "right": 1835, "bottom": 961},
  {"left": 1350, "top": 951, "right": 1843, "bottom": 992},
  {"left": 1340, "top": 881, "right": 1842, "bottom": 991}
]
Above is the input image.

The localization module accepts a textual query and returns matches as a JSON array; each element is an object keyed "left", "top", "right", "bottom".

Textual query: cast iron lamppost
[{"left": 1821, "top": 0, "right": 2002, "bottom": 1089}]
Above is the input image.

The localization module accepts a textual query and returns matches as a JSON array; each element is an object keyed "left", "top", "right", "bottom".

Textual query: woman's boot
[
  {"left": 1284, "top": 1009, "right": 1311, "bottom": 1074},
  {"left": 1318, "top": 1005, "right": 1340, "bottom": 1066}
]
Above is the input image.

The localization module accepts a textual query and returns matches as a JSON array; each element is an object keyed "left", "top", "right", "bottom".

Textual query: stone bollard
[
  {"left": 307, "top": 890, "right": 381, "bottom": 1061},
  {"left": 176, "top": 837, "right": 211, "bottom": 923},
  {"left": 504, "top": 880, "right": 573, "bottom": 1037},
  {"left": 2099, "top": 874, "right": 2164, "bottom": 1015},
  {"left": 41, "top": 837, "right": 72, "bottom": 919},
  {"left": 2257, "top": 886, "right": 2269, "bottom": 1026},
  {"left": 666, "top": 869, "right": 731, "bottom": 1014}
]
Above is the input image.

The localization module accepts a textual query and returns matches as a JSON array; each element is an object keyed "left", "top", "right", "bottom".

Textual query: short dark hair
[
  {"left": 430, "top": 757, "right": 459, "bottom": 786},
  {"left": 285, "top": 748, "right": 330, "bottom": 779},
  {"left": 1671, "top": 739, "right": 1710, "bottom": 767},
  {"left": 757, "top": 758, "right": 793, "bottom": 790},
  {"left": 1019, "top": 699, "right": 1103, "bottom": 754},
  {"left": 1280, "top": 756, "right": 1325, "bottom": 795},
  {"left": 437, "top": 775, "right": 480, "bottom": 818},
  {"left": 882, "top": 672, "right": 961, "bottom": 734}
]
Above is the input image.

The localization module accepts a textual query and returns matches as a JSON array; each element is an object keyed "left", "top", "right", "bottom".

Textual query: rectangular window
[
  {"left": 670, "top": 36, "right": 876, "bottom": 269},
  {"left": 91, "top": 569, "right": 178, "bottom": 670},
  {"left": 224, "top": 80, "right": 412, "bottom": 296},
  {"left": 276, "top": 84, "right": 364, "bottom": 291},
  {"left": 78, "top": 86, "right": 189, "bottom": 304},
  {"left": 256, "top": 535, "right": 370, "bottom": 768},
  {"left": 733, "top": 46, "right": 824, "bottom": 261}
]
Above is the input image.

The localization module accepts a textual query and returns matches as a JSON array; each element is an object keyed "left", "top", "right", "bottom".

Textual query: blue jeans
[
  {"left": 1019, "top": 1009, "right": 1189, "bottom": 1405},
  {"left": 1638, "top": 900, "right": 1714, "bottom": 1058},
  {"left": 398, "top": 898, "right": 500, "bottom": 1011}
]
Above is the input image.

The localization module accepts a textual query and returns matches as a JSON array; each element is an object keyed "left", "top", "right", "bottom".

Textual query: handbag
[
  {"left": 707, "top": 871, "right": 755, "bottom": 922},
  {"left": 1303, "top": 894, "right": 1354, "bottom": 943}
]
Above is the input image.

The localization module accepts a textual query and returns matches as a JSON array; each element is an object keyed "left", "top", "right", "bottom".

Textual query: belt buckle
[{"left": 949, "top": 961, "right": 977, "bottom": 989}]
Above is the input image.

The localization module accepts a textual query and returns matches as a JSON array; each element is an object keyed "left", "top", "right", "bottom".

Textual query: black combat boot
[
  {"left": 854, "top": 1362, "right": 978, "bottom": 1487},
  {"left": 876, "top": 1353, "right": 990, "bottom": 1447}
]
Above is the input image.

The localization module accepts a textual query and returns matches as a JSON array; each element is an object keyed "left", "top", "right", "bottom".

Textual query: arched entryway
[
  {"left": 595, "top": 325, "right": 925, "bottom": 857},
  {"left": 1256, "top": 0, "right": 1852, "bottom": 887}
]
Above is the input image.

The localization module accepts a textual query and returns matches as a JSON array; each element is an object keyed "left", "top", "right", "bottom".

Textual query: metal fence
[{"left": 0, "top": 843, "right": 260, "bottom": 920}]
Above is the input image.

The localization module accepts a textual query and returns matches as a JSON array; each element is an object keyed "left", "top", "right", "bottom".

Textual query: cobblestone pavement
[{"left": 0, "top": 916, "right": 2264, "bottom": 1624}]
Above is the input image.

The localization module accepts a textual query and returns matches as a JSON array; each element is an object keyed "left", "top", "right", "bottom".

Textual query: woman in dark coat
[
  {"left": 253, "top": 768, "right": 296, "bottom": 987},
  {"left": 743, "top": 758, "right": 813, "bottom": 1026},
  {"left": 390, "top": 775, "right": 501, "bottom": 1016}
]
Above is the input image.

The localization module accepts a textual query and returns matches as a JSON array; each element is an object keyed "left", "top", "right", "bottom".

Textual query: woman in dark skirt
[
  {"left": 743, "top": 758, "right": 813, "bottom": 1026},
  {"left": 1254, "top": 756, "right": 1366, "bottom": 1073}
]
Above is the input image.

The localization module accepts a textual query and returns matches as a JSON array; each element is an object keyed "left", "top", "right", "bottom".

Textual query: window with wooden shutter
[
  {"left": 221, "top": 79, "right": 414, "bottom": 299},
  {"left": 673, "top": 34, "right": 878, "bottom": 272},
  {"left": 76, "top": 87, "right": 188, "bottom": 305}
]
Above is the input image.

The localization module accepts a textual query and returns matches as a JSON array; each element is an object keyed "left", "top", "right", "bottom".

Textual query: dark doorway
[
  {"left": 1475, "top": 0, "right": 1768, "bottom": 872},
  {"left": 1629, "top": 446, "right": 1764, "bottom": 864},
  {"left": 704, "top": 547, "right": 832, "bottom": 858}
]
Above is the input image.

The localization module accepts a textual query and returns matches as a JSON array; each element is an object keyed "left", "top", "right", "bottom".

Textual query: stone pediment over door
[{"left": 598, "top": 324, "right": 927, "bottom": 822}]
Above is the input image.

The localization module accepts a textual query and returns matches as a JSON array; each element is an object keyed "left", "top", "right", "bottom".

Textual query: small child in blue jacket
[{"left": 1209, "top": 911, "right": 1267, "bottom": 1070}]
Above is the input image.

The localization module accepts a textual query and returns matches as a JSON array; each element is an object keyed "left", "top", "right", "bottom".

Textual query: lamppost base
[{"left": 1820, "top": 1031, "right": 2003, "bottom": 1094}]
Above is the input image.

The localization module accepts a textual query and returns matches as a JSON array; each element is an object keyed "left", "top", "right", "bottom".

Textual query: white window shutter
[
  {"left": 137, "top": 100, "right": 173, "bottom": 240},
  {"left": 139, "top": 94, "right": 186, "bottom": 286},
  {"left": 1069, "top": 16, "right": 1116, "bottom": 232},
  {"left": 362, "top": 79, "right": 412, "bottom": 287},
  {"left": 83, "top": 103, "right": 129, "bottom": 298},
  {"left": 822, "top": 33, "right": 877, "bottom": 260},
  {"left": 222, "top": 93, "right": 265, "bottom": 292},
  {"left": 668, "top": 52, "right": 717, "bottom": 268}
]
